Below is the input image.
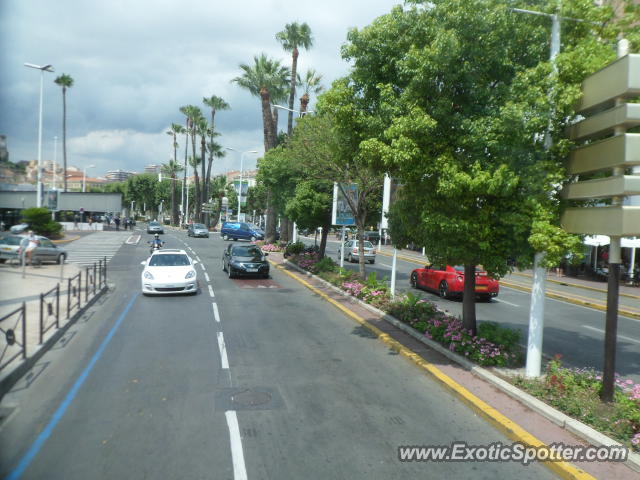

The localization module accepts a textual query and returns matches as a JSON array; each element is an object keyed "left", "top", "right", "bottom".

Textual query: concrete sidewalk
[
  {"left": 0, "top": 259, "right": 103, "bottom": 397},
  {"left": 269, "top": 252, "right": 640, "bottom": 479}
]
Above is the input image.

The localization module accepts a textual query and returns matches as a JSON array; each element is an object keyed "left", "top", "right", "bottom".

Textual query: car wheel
[
  {"left": 369, "top": 259, "right": 375, "bottom": 264},
  {"left": 348, "top": 253, "right": 354, "bottom": 263},
  {"left": 410, "top": 272, "right": 418, "bottom": 288},
  {"left": 262, "top": 273, "right": 269, "bottom": 279},
  {"left": 439, "top": 281, "right": 450, "bottom": 299},
  {"left": 480, "top": 295, "right": 492, "bottom": 302},
  {"left": 223, "top": 234, "right": 229, "bottom": 241},
  {"left": 222, "top": 260, "right": 227, "bottom": 272},
  {"left": 250, "top": 236, "right": 257, "bottom": 242},
  {"left": 228, "top": 266, "right": 235, "bottom": 279}
]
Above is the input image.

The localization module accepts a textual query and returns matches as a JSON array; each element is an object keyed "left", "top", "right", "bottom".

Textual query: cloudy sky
[{"left": 1, "top": 0, "right": 400, "bottom": 179}]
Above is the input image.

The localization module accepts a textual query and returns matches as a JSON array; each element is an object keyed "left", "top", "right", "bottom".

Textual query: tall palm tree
[
  {"left": 276, "top": 22, "right": 313, "bottom": 135},
  {"left": 167, "top": 123, "right": 185, "bottom": 223},
  {"left": 179, "top": 105, "right": 199, "bottom": 224},
  {"left": 161, "top": 159, "right": 183, "bottom": 226},
  {"left": 209, "top": 174, "right": 228, "bottom": 226},
  {"left": 232, "top": 54, "right": 290, "bottom": 151},
  {"left": 194, "top": 116, "right": 210, "bottom": 221},
  {"left": 203, "top": 95, "right": 230, "bottom": 205},
  {"left": 54, "top": 74, "right": 74, "bottom": 192},
  {"left": 297, "top": 69, "right": 323, "bottom": 114},
  {"left": 233, "top": 55, "right": 290, "bottom": 242},
  {"left": 188, "top": 155, "right": 201, "bottom": 221}
]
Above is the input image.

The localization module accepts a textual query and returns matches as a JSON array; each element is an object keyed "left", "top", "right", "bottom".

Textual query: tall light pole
[
  {"left": 225, "top": 148, "right": 257, "bottom": 221},
  {"left": 83, "top": 164, "right": 95, "bottom": 192},
  {"left": 272, "top": 104, "right": 315, "bottom": 116},
  {"left": 24, "top": 62, "right": 55, "bottom": 207},
  {"left": 52, "top": 135, "right": 58, "bottom": 190}
]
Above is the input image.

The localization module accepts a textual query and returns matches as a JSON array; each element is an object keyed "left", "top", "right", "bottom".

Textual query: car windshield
[
  {"left": 453, "top": 266, "right": 484, "bottom": 272},
  {"left": 247, "top": 224, "right": 262, "bottom": 231},
  {"left": 232, "top": 246, "right": 262, "bottom": 257},
  {"left": 193, "top": 223, "right": 205, "bottom": 229},
  {"left": 149, "top": 221, "right": 160, "bottom": 226},
  {"left": 148, "top": 254, "right": 190, "bottom": 266},
  {"left": 362, "top": 241, "right": 374, "bottom": 248}
]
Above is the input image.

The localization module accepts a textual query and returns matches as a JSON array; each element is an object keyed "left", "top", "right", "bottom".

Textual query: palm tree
[
  {"left": 161, "top": 159, "right": 183, "bottom": 226},
  {"left": 233, "top": 54, "right": 290, "bottom": 242},
  {"left": 54, "top": 74, "right": 74, "bottom": 192},
  {"left": 209, "top": 174, "right": 228, "bottom": 226},
  {"left": 194, "top": 116, "right": 210, "bottom": 221},
  {"left": 188, "top": 155, "right": 201, "bottom": 221},
  {"left": 167, "top": 123, "right": 185, "bottom": 223},
  {"left": 276, "top": 22, "right": 313, "bottom": 135},
  {"left": 179, "top": 105, "right": 201, "bottom": 223},
  {"left": 297, "top": 69, "right": 323, "bottom": 114},
  {"left": 232, "top": 54, "right": 290, "bottom": 151},
  {"left": 203, "top": 96, "right": 230, "bottom": 204}
]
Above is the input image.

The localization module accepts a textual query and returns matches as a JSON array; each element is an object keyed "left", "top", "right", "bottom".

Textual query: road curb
[
  {"left": 52, "top": 235, "right": 81, "bottom": 245},
  {"left": 270, "top": 259, "right": 631, "bottom": 478}
]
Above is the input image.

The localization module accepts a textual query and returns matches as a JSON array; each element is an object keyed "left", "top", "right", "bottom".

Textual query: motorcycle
[{"left": 148, "top": 241, "right": 164, "bottom": 254}]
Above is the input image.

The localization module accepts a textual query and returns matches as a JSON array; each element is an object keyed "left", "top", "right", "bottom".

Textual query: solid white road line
[
  {"left": 208, "top": 285, "right": 215, "bottom": 298},
  {"left": 217, "top": 332, "right": 229, "bottom": 369},
  {"left": 212, "top": 302, "right": 220, "bottom": 323},
  {"left": 494, "top": 298, "right": 520, "bottom": 307},
  {"left": 225, "top": 410, "right": 248, "bottom": 480},
  {"left": 196, "top": 256, "right": 201, "bottom": 262},
  {"left": 200, "top": 263, "right": 206, "bottom": 271},
  {"left": 582, "top": 325, "right": 640, "bottom": 345},
  {"left": 204, "top": 272, "right": 210, "bottom": 282}
]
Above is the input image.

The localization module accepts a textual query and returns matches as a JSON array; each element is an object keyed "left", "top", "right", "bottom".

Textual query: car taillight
[
  {"left": 457, "top": 275, "right": 464, "bottom": 281},
  {"left": 353, "top": 248, "right": 358, "bottom": 253}
]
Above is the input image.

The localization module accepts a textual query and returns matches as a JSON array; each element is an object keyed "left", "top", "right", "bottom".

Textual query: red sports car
[{"left": 410, "top": 264, "right": 499, "bottom": 301}]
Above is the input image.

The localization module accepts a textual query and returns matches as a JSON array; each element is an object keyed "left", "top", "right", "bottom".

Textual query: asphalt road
[
  {"left": 312, "top": 236, "right": 640, "bottom": 382},
  {"left": 0, "top": 229, "right": 556, "bottom": 480}
]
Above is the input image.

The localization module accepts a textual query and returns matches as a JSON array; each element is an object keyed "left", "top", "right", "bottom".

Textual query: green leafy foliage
[{"left": 21, "top": 208, "right": 63, "bottom": 238}]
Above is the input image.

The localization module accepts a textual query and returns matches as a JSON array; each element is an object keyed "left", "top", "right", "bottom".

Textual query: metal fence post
[
  {"left": 56, "top": 283, "right": 60, "bottom": 329},
  {"left": 39, "top": 292, "right": 44, "bottom": 345},
  {"left": 22, "top": 302, "right": 27, "bottom": 359},
  {"left": 85, "top": 267, "right": 89, "bottom": 302},
  {"left": 93, "top": 262, "right": 97, "bottom": 295},
  {"left": 67, "top": 277, "right": 71, "bottom": 319}
]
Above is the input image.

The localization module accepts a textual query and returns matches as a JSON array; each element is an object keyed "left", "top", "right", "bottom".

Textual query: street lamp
[
  {"left": 225, "top": 148, "right": 258, "bottom": 221},
  {"left": 24, "top": 62, "right": 55, "bottom": 207},
  {"left": 83, "top": 164, "right": 95, "bottom": 192}
]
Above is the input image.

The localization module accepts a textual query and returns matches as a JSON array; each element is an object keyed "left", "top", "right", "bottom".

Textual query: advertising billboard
[{"left": 332, "top": 183, "right": 357, "bottom": 226}]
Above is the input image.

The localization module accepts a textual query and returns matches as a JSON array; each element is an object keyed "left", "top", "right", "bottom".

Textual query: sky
[{"left": 0, "top": 0, "right": 401, "bottom": 180}]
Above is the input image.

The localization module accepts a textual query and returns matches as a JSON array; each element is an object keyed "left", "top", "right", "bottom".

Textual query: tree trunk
[
  {"left": 287, "top": 48, "right": 299, "bottom": 135},
  {"left": 200, "top": 136, "right": 206, "bottom": 222},
  {"left": 319, "top": 218, "right": 330, "bottom": 258},
  {"left": 280, "top": 217, "right": 290, "bottom": 243},
  {"left": 462, "top": 264, "right": 478, "bottom": 335},
  {"left": 171, "top": 176, "right": 178, "bottom": 225},
  {"left": 265, "top": 191, "right": 277, "bottom": 243},
  {"left": 260, "top": 88, "right": 276, "bottom": 151},
  {"left": 300, "top": 93, "right": 309, "bottom": 115},
  {"left": 287, "top": 220, "right": 294, "bottom": 243}
]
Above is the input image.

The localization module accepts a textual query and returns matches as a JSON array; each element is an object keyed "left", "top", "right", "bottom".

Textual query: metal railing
[
  {"left": 1, "top": 257, "right": 109, "bottom": 373},
  {"left": 0, "top": 303, "right": 26, "bottom": 371}
]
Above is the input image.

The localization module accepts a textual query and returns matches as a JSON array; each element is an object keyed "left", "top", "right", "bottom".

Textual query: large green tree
[
  {"left": 276, "top": 22, "right": 314, "bottom": 135},
  {"left": 54, "top": 74, "right": 74, "bottom": 192},
  {"left": 338, "top": 0, "right": 626, "bottom": 332}
]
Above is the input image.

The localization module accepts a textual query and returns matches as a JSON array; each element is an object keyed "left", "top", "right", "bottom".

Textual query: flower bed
[
  {"left": 288, "top": 253, "right": 519, "bottom": 367},
  {"left": 259, "top": 243, "right": 283, "bottom": 252},
  {"left": 514, "top": 356, "right": 640, "bottom": 450}
]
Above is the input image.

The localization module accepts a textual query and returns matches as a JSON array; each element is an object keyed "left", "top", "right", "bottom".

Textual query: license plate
[
  {"left": 246, "top": 268, "right": 259, "bottom": 272},
  {"left": 2, "top": 247, "right": 11, "bottom": 251},
  {"left": 476, "top": 286, "right": 488, "bottom": 291}
]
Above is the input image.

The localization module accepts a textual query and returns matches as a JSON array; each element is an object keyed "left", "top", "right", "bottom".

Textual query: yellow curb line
[
  {"left": 510, "top": 271, "right": 640, "bottom": 300},
  {"left": 53, "top": 235, "right": 81, "bottom": 244},
  {"left": 270, "top": 259, "right": 594, "bottom": 480},
  {"left": 501, "top": 280, "right": 640, "bottom": 320}
]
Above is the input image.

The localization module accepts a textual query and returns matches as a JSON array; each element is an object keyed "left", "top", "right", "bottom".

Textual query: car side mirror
[{"left": 140, "top": 260, "right": 147, "bottom": 266}]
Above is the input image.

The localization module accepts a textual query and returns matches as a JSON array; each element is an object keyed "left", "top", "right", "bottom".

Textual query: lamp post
[
  {"left": 24, "top": 62, "right": 55, "bottom": 207},
  {"left": 83, "top": 164, "right": 95, "bottom": 192},
  {"left": 225, "top": 148, "right": 258, "bottom": 221},
  {"left": 272, "top": 104, "right": 315, "bottom": 116}
]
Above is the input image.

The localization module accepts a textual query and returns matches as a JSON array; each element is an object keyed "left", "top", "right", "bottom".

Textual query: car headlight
[
  {"left": 185, "top": 270, "right": 196, "bottom": 279},
  {"left": 144, "top": 271, "right": 154, "bottom": 280},
  {"left": 230, "top": 261, "right": 242, "bottom": 267}
]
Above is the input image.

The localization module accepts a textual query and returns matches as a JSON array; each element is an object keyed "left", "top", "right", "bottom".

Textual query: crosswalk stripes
[{"left": 64, "top": 231, "right": 133, "bottom": 267}]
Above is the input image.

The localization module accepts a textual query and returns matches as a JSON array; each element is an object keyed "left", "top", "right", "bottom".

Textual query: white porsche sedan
[{"left": 140, "top": 249, "right": 198, "bottom": 295}]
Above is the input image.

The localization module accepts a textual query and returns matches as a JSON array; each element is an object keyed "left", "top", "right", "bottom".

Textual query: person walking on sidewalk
[{"left": 114, "top": 216, "right": 120, "bottom": 231}]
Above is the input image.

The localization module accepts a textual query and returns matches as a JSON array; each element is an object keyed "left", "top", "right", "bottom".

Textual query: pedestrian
[
  {"left": 114, "top": 216, "right": 120, "bottom": 231},
  {"left": 88, "top": 216, "right": 93, "bottom": 229},
  {"left": 22, "top": 230, "right": 39, "bottom": 266},
  {"left": 0, "top": 220, "right": 5, "bottom": 231},
  {"left": 73, "top": 214, "right": 79, "bottom": 229}
]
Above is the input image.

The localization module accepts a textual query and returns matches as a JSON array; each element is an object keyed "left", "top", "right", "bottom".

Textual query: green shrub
[
  {"left": 21, "top": 207, "right": 63, "bottom": 238},
  {"left": 285, "top": 241, "right": 305, "bottom": 255}
]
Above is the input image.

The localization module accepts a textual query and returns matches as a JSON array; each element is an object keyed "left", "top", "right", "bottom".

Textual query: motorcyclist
[{"left": 148, "top": 233, "right": 164, "bottom": 252}]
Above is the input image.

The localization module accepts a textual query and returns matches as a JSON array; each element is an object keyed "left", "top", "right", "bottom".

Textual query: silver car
[
  {"left": 187, "top": 223, "right": 209, "bottom": 238},
  {"left": 0, "top": 234, "right": 67, "bottom": 264},
  {"left": 338, "top": 240, "right": 376, "bottom": 264}
]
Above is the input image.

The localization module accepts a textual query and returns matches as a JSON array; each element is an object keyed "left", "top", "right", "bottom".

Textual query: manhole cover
[{"left": 231, "top": 389, "right": 272, "bottom": 407}]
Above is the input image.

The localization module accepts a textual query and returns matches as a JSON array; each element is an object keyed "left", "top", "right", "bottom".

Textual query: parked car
[
  {"left": 222, "top": 244, "right": 269, "bottom": 278},
  {"left": 358, "top": 230, "right": 380, "bottom": 243},
  {"left": 338, "top": 240, "right": 376, "bottom": 264},
  {"left": 140, "top": 249, "right": 198, "bottom": 295},
  {"left": 410, "top": 264, "right": 499, "bottom": 301},
  {"left": 9, "top": 223, "right": 29, "bottom": 234},
  {"left": 220, "top": 222, "right": 264, "bottom": 242},
  {"left": 187, "top": 223, "right": 209, "bottom": 238},
  {"left": 0, "top": 234, "right": 67, "bottom": 265},
  {"left": 147, "top": 221, "right": 164, "bottom": 234}
]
